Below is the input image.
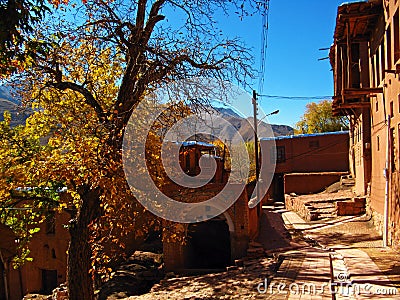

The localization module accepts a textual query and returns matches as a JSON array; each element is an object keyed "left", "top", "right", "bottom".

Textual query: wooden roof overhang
[
  {"left": 331, "top": 1, "right": 383, "bottom": 116},
  {"left": 334, "top": 1, "right": 382, "bottom": 42},
  {"left": 330, "top": 1, "right": 382, "bottom": 67}
]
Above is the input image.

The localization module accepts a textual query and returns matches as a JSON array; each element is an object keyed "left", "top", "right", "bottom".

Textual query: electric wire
[
  {"left": 258, "top": 94, "right": 333, "bottom": 101},
  {"left": 263, "top": 137, "right": 349, "bottom": 163},
  {"left": 258, "top": 0, "right": 270, "bottom": 95}
]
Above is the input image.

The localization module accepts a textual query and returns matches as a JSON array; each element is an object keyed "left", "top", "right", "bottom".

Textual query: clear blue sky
[{"left": 217, "top": 0, "right": 361, "bottom": 127}]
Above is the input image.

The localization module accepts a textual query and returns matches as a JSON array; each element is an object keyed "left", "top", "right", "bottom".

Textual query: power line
[
  {"left": 258, "top": 0, "right": 271, "bottom": 94},
  {"left": 258, "top": 94, "right": 333, "bottom": 101}
]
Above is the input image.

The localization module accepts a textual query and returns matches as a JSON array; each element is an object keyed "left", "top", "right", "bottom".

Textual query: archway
[{"left": 185, "top": 214, "right": 231, "bottom": 269}]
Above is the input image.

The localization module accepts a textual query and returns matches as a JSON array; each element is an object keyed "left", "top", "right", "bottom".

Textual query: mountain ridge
[
  {"left": 213, "top": 106, "right": 293, "bottom": 141},
  {"left": 0, "top": 94, "right": 294, "bottom": 137}
]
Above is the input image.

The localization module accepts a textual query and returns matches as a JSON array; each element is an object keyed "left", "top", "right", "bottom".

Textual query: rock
[
  {"left": 97, "top": 251, "right": 163, "bottom": 300},
  {"left": 234, "top": 259, "right": 244, "bottom": 267},
  {"left": 52, "top": 283, "right": 68, "bottom": 300}
]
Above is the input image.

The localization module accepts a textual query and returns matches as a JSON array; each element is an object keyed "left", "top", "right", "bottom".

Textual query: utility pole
[
  {"left": 383, "top": 115, "right": 391, "bottom": 247},
  {"left": 252, "top": 90, "right": 261, "bottom": 216},
  {"left": 252, "top": 90, "right": 260, "bottom": 180}
]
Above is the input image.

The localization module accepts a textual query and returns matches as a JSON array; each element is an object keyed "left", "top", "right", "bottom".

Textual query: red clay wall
[
  {"left": 261, "top": 132, "right": 349, "bottom": 175},
  {"left": 367, "top": 0, "right": 400, "bottom": 250},
  {"left": 5, "top": 212, "right": 70, "bottom": 300},
  {"left": 284, "top": 172, "right": 348, "bottom": 195},
  {"left": 260, "top": 132, "right": 349, "bottom": 201}
]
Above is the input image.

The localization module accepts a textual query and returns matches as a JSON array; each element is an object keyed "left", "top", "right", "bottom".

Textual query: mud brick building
[
  {"left": 162, "top": 183, "right": 260, "bottom": 271},
  {"left": 259, "top": 131, "right": 350, "bottom": 202},
  {"left": 162, "top": 142, "right": 262, "bottom": 272},
  {"left": 0, "top": 212, "right": 70, "bottom": 300},
  {"left": 330, "top": 0, "right": 400, "bottom": 248}
]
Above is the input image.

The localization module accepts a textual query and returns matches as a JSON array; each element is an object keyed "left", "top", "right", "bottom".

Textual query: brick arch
[
  {"left": 221, "top": 211, "right": 235, "bottom": 233},
  {"left": 179, "top": 202, "right": 236, "bottom": 233}
]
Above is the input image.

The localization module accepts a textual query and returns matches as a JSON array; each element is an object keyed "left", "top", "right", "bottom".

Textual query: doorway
[
  {"left": 185, "top": 216, "right": 231, "bottom": 269},
  {"left": 41, "top": 269, "right": 58, "bottom": 295}
]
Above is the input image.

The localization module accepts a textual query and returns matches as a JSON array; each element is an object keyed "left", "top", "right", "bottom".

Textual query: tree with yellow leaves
[
  {"left": 1, "top": 1, "right": 264, "bottom": 298},
  {"left": 294, "top": 100, "right": 349, "bottom": 134}
]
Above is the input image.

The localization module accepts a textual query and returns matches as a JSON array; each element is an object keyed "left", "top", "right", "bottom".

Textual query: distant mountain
[
  {"left": 212, "top": 106, "right": 244, "bottom": 119},
  {"left": 0, "top": 93, "right": 294, "bottom": 135},
  {"left": 213, "top": 106, "right": 293, "bottom": 141},
  {"left": 0, "top": 86, "right": 12, "bottom": 101},
  {"left": 0, "top": 85, "right": 32, "bottom": 127},
  {"left": 271, "top": 124, "right": 294, "bottom": 137},
  {"left": 0, "top": 98, "right": 30, "bottom": 127}
]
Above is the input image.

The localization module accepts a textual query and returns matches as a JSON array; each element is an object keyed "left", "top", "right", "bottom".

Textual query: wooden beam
[
  {"left": 336, "top": 38, "right": 371, "bottom": 45},
  {"left": 343, "top": 87, "right": 383, "bottom": 95},
  {"left": 335, "top": 102, "right": 370, "bottom": 109},
  {"left": 339, "top": 13, "right": 381, "bottom": 21},
  {"left": 347, "top": 20, "right": 352, "bottom": 89}
]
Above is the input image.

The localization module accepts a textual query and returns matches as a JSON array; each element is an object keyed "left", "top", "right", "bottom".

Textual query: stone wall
[
  {"left": 284, "top": 194, "right": 320, "bottom": 221},
  {"left": 284, "top": 172, "right": 347, "bottom": 195},
  {"left": 367, "top": 197, "right": 400, "bottom": 251},
  {"left": 285, "top": 194, "right": 309, "bottom": 220}
]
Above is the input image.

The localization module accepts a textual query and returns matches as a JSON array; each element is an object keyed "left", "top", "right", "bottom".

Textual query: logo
[{"left": 122, "top": 77, "right": 276, "bottom": 223}]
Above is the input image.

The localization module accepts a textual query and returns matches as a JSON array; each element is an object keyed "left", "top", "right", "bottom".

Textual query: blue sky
[
  {"left": 216, "top": 0, "right": 361, "bottom": 127},
  {"left": 8, "top": 1, "right": 358, "bottom": 128}
]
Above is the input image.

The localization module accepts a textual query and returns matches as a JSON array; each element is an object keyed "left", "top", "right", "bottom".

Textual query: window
[
  {"left": 271, "top": 146, "right": 286, "bottom": 163},
  {"left": 45, "top": 213, "right": 55, "bottom": 235},
  {"left": 309, "top": 140, "right": 319, "bottom": 149},
  {"left": 390, "top": 101, "right": 394, "bottom": 118},
  {"left": 395, "top": 10, "right": 400, "bottom": 63},
  {"left": 351, "top": 43, "right": 361, "bottom": 88},
  {"left": 276, "top": 146, "right": 286, "bottom": 163},
  {"left": 398, "top": 124, "right": 400, "bottom": 168},
  {"left": 371, "top": 54, "right": 376, "bottom": 87},
  {"left": 387, "top": 25, "right": 392, "bottom": 69},
  {"left": 398, "top": 94, "right": 400, "bottom": 113},
  {"left": 391, "top": 128, "right": 396, "bottom": 172},
  {"left": 381, "top": 40, "right": 386, "bottom": 80},
  {"left": 377, "top": 136, "right": 380, "bottom": 151},
  {"left": 376, "top": 52, "right": 381, "bottom": 84}
]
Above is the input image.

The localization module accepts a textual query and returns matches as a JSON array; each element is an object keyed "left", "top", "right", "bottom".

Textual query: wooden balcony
[{"left": 332, "top": 87, "right": 383, "bottom": 115}]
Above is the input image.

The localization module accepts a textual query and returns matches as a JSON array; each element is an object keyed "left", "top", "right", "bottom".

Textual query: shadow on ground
[{"left": 256, "top": 211, "right": 292, "bottom": 250}]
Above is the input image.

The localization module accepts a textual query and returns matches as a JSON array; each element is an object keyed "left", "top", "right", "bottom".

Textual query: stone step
[
  {"left": 341, "top": 178, "right": 355, "bottom": 186},
  {"left": 247, "top": 248, "right": 264, "bottom": 255},
  {"left": 249, "top": 241, "right": 263, "bottom": 248}
]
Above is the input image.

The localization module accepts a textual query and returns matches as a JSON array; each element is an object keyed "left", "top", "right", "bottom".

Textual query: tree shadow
[{"left": 256, "top": 210, "right": 292, "bottom": 250}]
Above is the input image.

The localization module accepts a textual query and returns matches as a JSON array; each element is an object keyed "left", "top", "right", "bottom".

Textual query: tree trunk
[{"left": 67, "top": 186, "right": 101, "bottom": 300}]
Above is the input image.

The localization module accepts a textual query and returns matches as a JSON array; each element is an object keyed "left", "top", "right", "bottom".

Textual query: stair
[
  {"left": 303, "top": 201, "right": 337, "bottom": 221},
  {"left": 340, "top": 175, "right": 355, "bottom": 187}
]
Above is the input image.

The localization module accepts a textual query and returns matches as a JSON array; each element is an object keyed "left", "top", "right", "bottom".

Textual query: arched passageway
[{"left": 185, "top": 215, "right": 231, "bottom": 269}]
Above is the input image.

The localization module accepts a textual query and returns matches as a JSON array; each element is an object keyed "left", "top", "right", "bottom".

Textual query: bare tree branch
[{"left": 46, "top": 81, "right": 106, "bottom": 122}]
